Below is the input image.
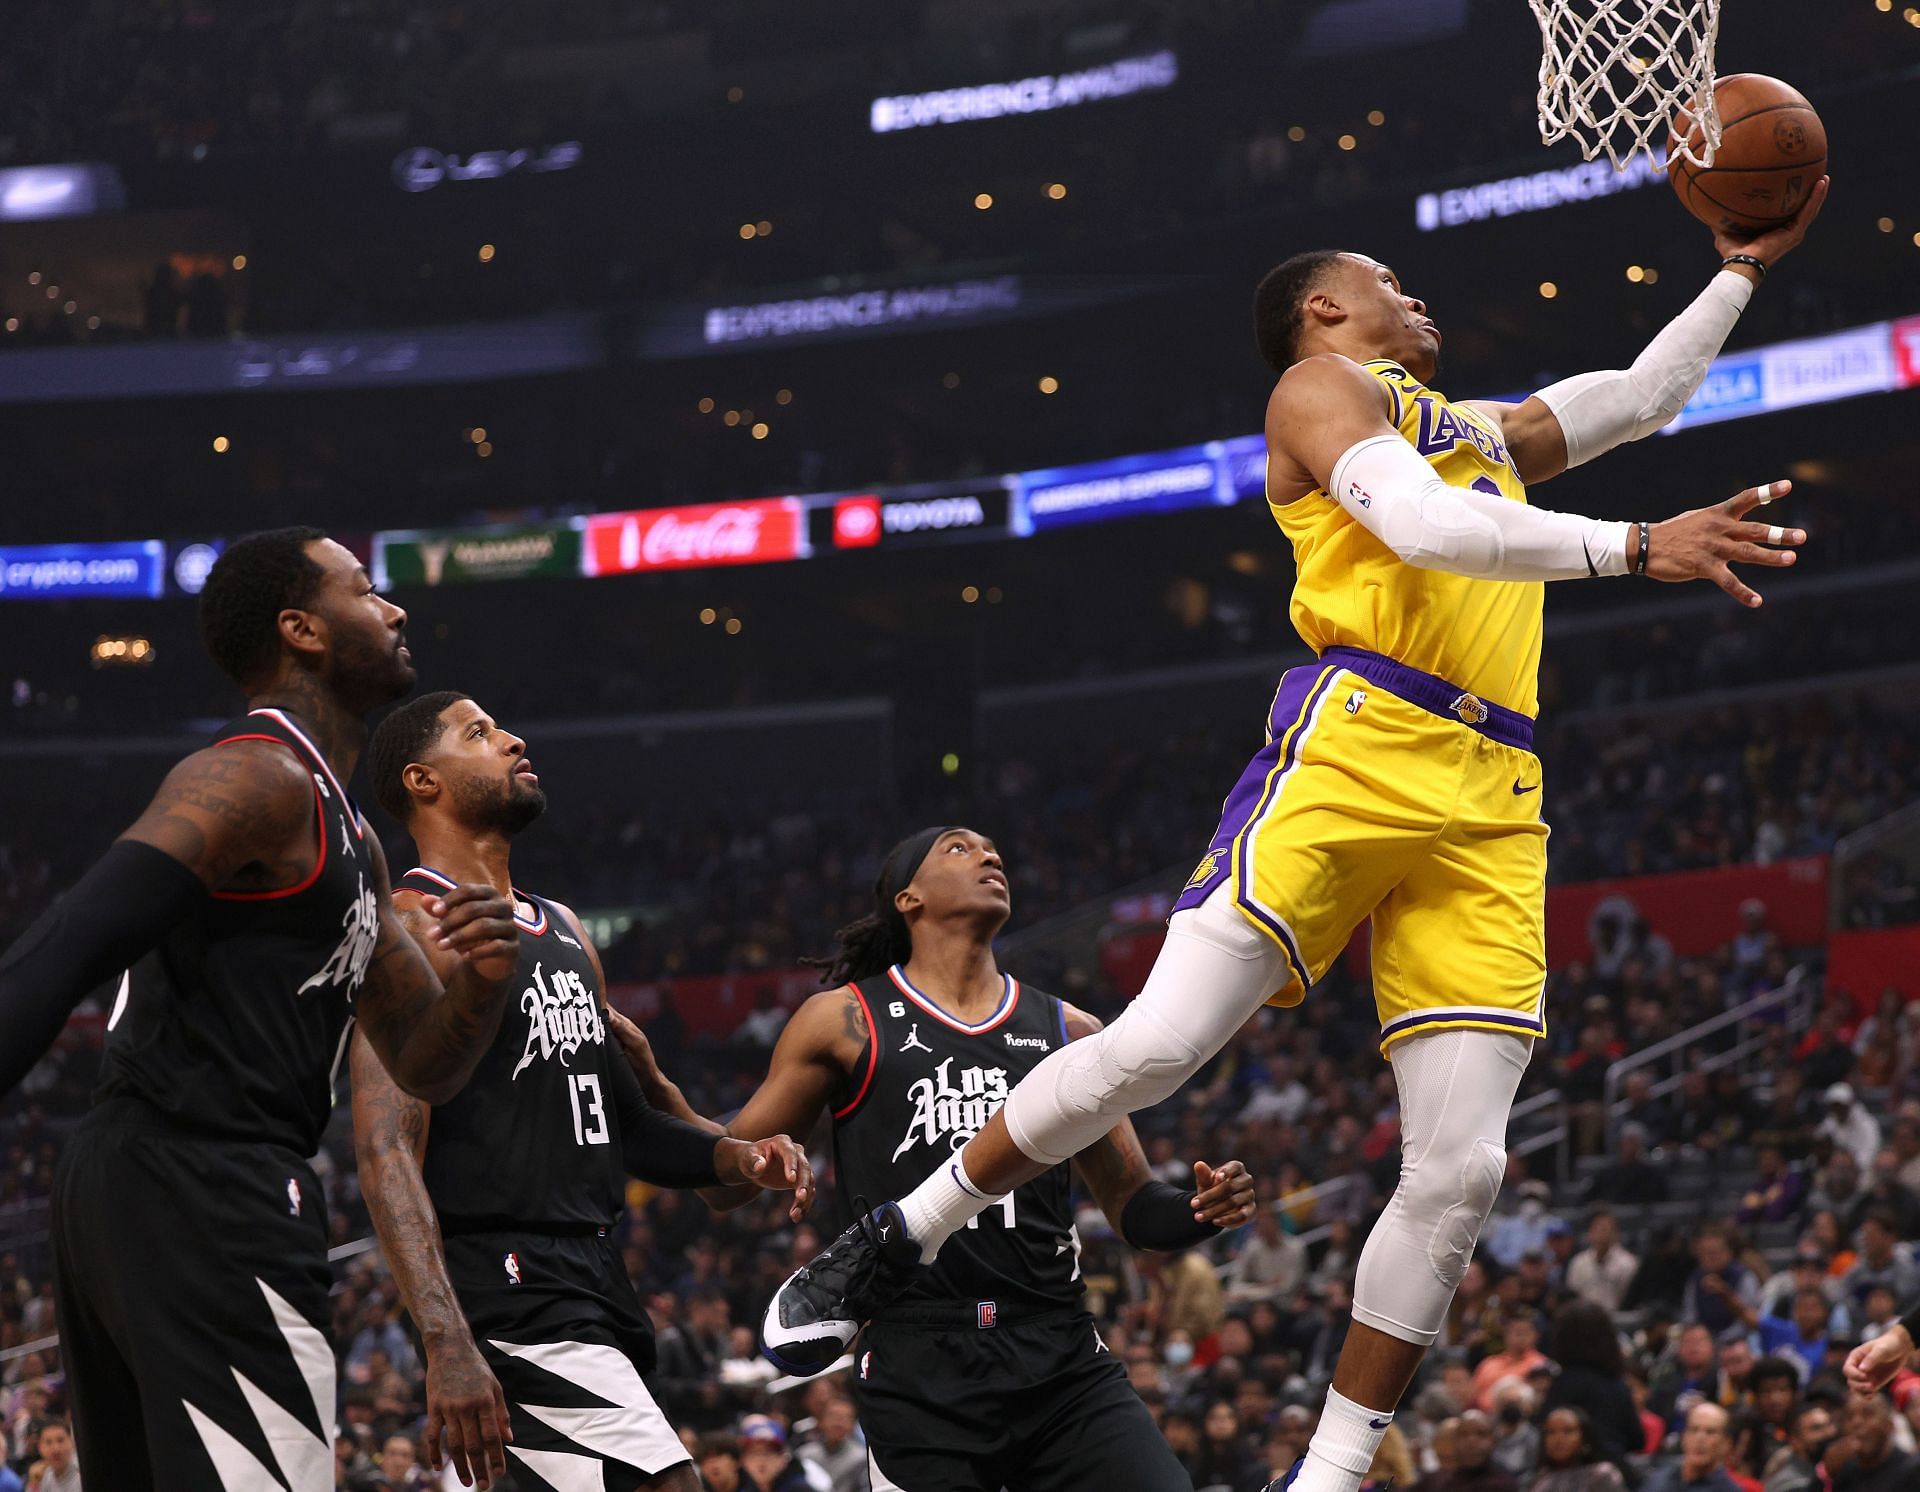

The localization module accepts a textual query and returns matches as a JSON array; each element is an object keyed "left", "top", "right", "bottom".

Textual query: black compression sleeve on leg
[
  {"left": 1119, "top": 1180, "right": 1223, "bottom": 1252},
  {"left": 605, "top": 1048, "right": 721, "bottom": 1187},
  {"left": 0, "top": 840, "right": 207, "bottom": 1095}
]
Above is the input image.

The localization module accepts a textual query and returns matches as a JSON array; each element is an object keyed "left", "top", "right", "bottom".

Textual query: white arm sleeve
[
  {"left": 1330, "top": 435, "right": 1632, "bottom": 581},
  {"left": 1532, "top": 269, "right": 1753, "bottom": 467}
]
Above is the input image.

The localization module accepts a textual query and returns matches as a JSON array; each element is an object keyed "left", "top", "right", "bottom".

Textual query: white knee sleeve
[
  {"left": 1351, "top": 1030, "right": 1532, "bottom": 1347},
  {"left": 1003, "top": 887, "right": 1287, "bottom": 1166}
]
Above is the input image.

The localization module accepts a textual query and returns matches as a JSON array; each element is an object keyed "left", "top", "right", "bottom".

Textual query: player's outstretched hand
[
  {"left": 424, "top": 1335, "right": 513, "bottom": 1489},
  {"left": 1844, "top": 1324, "right": 1915, "bottom": 1396},
  {"left": 1646, "top": 479, "right": 1805, "bottom": 608},
  {"left": 717, "top": 1134, "right": 816, "bottom": 1221},
  {"left": 1191, "top": 1160, "right": 1257, "bottom": 1229},
  {"left": 1713, "top": 174, "right": 1829, "bottom": 269},
  {"left": 427, "top": 886, "right": 520, "bottom": 982}
]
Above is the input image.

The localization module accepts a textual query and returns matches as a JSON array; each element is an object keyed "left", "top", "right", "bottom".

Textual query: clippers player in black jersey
[
  {"left": 619, "top": 826, "right": 1255, "bottom": 1492},
  {"left": 0, "top": 528, "right": 525, "bottom": 1491},
  {"left": 353, "top": 692, "right": 813, "bottom": 1491}
]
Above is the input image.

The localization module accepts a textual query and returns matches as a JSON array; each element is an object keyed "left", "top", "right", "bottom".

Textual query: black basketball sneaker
[{"left": 761, "top": 1199, "right": 923, "bottom": 1375}]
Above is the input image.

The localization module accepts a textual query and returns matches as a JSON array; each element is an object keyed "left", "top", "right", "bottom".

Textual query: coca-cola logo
[{"left": 586, "top": 498, "right": 803, "bottom": 575}]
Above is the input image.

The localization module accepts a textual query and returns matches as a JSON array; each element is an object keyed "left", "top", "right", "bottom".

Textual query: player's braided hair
[
  {"left": 1254, "top": 249, "right": 1347, "bottom": 376},
  {"left": 368, "top": 690, "right": 471, "bottom": 822},
  {"left": 803, "top": 826, "right": 957, "bottom": 987},
  {"left": 198, "top": 526, "right": 328, "bottom": 687}
]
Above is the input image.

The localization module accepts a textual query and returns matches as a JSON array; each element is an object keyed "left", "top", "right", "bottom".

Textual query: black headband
[{"left": 877, "top": 825, "right": 961, "bottom": 912}]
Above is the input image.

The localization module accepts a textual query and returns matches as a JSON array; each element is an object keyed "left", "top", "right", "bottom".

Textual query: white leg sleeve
[
  {"left": 1350, "top": 1029, "right": 1532, "bottom": 1347},
  {"left": 1002, "top": 886, "right": 1287, "bottom": 1166}
]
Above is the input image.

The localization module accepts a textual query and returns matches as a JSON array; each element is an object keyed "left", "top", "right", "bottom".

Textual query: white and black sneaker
[{"left": 761, "top": 1199, "right": 922, "bottom": 1377}]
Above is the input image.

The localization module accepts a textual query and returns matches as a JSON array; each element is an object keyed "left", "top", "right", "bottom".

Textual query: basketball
[{"left": 1668, "top": 74, "right": 1827, "bottom": 236}]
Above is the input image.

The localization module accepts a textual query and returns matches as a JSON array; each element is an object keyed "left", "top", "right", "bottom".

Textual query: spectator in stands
[
  {"left": 1414, "top": 1410, "right": 1520, "bottom": 1492},
  {"left": 1855, "top": 1284, "right": 1903, "bottom": 1343},
  {"left": 738, "top": 1414, "right": 817, "bottom": 1492},
  {"left": 1819, "top": 1085, "right": 1881, "bottom": 1172},
  {"left": 1586, "top": 1124, "right": 1669, "bottom": 1205},
  {"left": 31, "top": 1419, "right": 79, "bottom": 1492},
  {"left": 1808, "top": 1152, "right": 1868, "bottom": 1228},
  {"left": 1745, "top": 1358, "right": 1800, "bottom": 1470},
  {"left": 1758, "top": 1244, "right": 1845, "bottom": 1324},
  {"left": 345, "top": 1299, "right": 417, "bottom": 1380},
  {"left": 1685, "top": 1226, "right": 1762, "bottom": 1339},
  {"left": 1617, "top": 1070, "right": 1675, "bottom": 1145},
  {"left": 1527, "top": 1408, "right": 1626, "bottom": 1492},
  {"left": 1191, "top": 1400, "right": 1266, "bottom": 1492},
  {"left": 698, "top": 1433, "right": 745, "bottom": 1492},
  {"left": 1643, "top": 1403, "right": 1746, "bottom": 1492},
  {"left": 733, "top": 988, "right": 789, "bottom": 1054},
  {"left": 1736, "top": 1146, "right": 1808, "bottom": 1225},
  {"left": 1652, "top": 1323, "right": 1722, "bottom": 1435},
  {"left": 367, "top": 1434, "right": 426, "bottom": 1491},
  {"left": 1888, "top": 1116, "right": 1920, "bottom": 1195},
  {"left": 1489, "top": 1382, "right": 1541, "bottom": 1482},
  {"left": 1364, "top": 1426, "right": 1416, "bottom": 1491},
  {"left": 1750, "top": 1069, "right": 1819, "bottom": 1159},
  {"left": 794, "top": 1395, "right": 863, "bottom": 1492},
  {"left": 1848, "top": 1150, "right": 1920, "bottom": 1238},
  {"left": 1732, "top": 901, "right": 1778, "bottom": 980},
  {"left": 1474, "top": 1314, "right": 1550, "bottom": 1412},
  {"left": 1841, "top": 1212, "right": 1920, "bottom": 1308},
  {"left": 1825, "top": 1394, "right": 1916, "bottom": 1491},
  {"left": 1759, "top": 1400, "right": 1837, "bottom": 1492},
  {"left": 1798, "top": 1016, "right": 1857, "bottom": 1097},
  {"left": 1488, "top": 1183, "right": 1559, "bottom": 1269},
  {"left": 1756, "top": 1285, "right": 1840, "bottom": 1384},
  {"left": 1225, "top": 1206, "right": 1308, "bottom": 1303},
  {"left": 1626, "top": 1370, "right": 1668, "bottom": 1456},
  {"left": 1716, "top": 1336, "right": 1759, "bottom": 1415},
  {"left": 1566, "top": 1209, "right": 1639, "bottom": 1315},
  {"left": 1543, "top": 1300, "right": 1640, "bottom": 1468}
]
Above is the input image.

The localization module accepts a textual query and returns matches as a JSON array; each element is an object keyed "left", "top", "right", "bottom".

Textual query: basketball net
[{"left": 1531, "top": 0, "right": 1722, "bottom": 171}]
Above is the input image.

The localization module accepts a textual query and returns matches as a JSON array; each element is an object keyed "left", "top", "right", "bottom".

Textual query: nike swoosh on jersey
[{"left": 1513, "top": 781, "right": 1540, "bottom": 795}]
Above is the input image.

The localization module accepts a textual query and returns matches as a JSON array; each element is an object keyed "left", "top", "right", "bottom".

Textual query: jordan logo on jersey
[
  {"left": 509, "top": 962, "right": 606, "bottom": 1079},
  {"left": 891, "top": 1057, "right": 1010, "bottom": 1162},
  {"left": 297, "top": 875, "right": 378, "bottom": 997},
  {"left": 899, "top": 1023, "right": 932, "bottom": 1055}
]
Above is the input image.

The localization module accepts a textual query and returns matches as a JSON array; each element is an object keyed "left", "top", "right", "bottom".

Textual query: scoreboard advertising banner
[
  {"left": 0, "top": 540, "right": 165, "bottom": 600},
  {"left": 582, "top": 497, "right": 808, "bottom": 576},
  {"left": 806, "top": 478, "right": 1013, "bottom": 553},
  {"left": 375, "top": 521, "right": 581, "bottom": 588}
]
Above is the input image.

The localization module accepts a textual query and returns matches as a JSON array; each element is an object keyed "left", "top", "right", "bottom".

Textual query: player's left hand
[
  {"left": 717, "top": 1134, "right": 816, "bottom": 1221},
  {"left": 1191, "top": 1159, "right": 1257, "bottom": 1228},
  {"left": 1713, "top": 173, "right": 1829, "bottom": 268},
  {"left": 427, "top": 885, "right": 520, "bottom": 982}
]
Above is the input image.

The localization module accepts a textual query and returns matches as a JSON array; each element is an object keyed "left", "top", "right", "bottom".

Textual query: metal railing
[
  {"left": 1509, "top": 1087, "right": 1571, "bottom": 1186},
  {"left": 1601, "top": 967, "right": 1814, "bottom": 1147}
]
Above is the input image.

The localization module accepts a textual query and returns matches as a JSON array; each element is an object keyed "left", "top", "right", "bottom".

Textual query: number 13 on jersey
[{"left": 568, "top": 1072, "right": 609, "bottom": 1146}]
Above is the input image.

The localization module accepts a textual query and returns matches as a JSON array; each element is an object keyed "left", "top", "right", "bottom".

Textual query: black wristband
[
  {"left": 1634, "top": 521, "right": 1650, "bottom": 576},
  {"left": 1720, "top": 253, "right": 1767, "bottom": 281},
  {"left": 1119, "top": 1180, "right": 1221, "bottom": 1252}
]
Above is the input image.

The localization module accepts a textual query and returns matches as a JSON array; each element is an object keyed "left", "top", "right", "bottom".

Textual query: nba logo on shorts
[
  {"left": 504, "top": 1252, "right": 522, "bottom": 1286},
  {"left": 286, "top": 1178, "right": 301, "bottom": 1216},
  {"left": 977, "top": 1301, "right": 997, "bottom": 1330},
  {"left": 859, "top": 1351, "right": 872, "bottom": 1381}
]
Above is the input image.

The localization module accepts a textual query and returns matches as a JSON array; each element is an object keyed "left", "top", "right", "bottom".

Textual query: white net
[{"left": 1531, "top": 0, "right": 1722, "bottom": 171}]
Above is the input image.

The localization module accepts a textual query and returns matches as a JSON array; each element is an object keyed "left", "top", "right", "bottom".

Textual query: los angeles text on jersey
[
  {"left": 509, "top": 961, "right": 605, "bottom": 1079},
  {"left": 892, "top": 1057, "right": 1010, "bottom": 1163}
]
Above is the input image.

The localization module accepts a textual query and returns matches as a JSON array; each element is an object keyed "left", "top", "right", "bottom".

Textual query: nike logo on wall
[{"left": 1512, "top": 781, "right": 1539, "bottom": 796}]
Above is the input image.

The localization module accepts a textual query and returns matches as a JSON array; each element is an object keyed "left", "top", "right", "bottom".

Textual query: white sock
[
  {"left": 1291, "top": 1387, "right": 1390, "bottom": 1492},
  {"left": 897, "top": 1152, "right": 1003, "bottom": 1264}
]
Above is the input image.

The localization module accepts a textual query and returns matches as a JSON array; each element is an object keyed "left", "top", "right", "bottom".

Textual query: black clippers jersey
[
  {"left": 400, "top": 869, "right": 626, "bottom": 1233},
  {"left": 833, "top": 967, "right": 1080, "bottom": 1315},
  {"left": 97, "top": 708, "right": 377, "bottom": 1155}
]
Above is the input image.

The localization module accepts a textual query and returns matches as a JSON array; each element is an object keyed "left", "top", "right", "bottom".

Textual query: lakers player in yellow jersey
[{"left": 765, "top": 185, "right": 1828, "bottom": 1491}]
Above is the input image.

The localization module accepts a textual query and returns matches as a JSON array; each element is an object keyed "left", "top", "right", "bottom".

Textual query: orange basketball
[{"left": 1668, "top": 74, "right": 1826, "bottom": 236}]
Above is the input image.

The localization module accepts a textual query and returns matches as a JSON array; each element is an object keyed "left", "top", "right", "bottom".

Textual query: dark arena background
[{"left": 4, "top": 2, "right": 1920, "bottom": 1489}]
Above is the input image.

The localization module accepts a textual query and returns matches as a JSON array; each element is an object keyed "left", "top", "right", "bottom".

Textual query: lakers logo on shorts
[
  {"left": 1449, "top": 692, "right": 1491, "bottom": 726},
  {"left": 1185, "top": 850, "right": 1223, "bottom": 892}
]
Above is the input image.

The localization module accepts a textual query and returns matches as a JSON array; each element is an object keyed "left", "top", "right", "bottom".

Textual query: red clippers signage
[{"left": 583, "top": 497, "right": 806, "bottom": 575}]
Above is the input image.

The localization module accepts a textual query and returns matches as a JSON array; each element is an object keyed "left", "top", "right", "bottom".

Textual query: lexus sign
[{"left": 583, "top": 497, "right": 807, "bottom": 575}]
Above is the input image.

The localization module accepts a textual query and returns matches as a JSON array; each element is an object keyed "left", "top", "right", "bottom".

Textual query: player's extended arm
[
  {"left": 354, "top": 835, "right": 520, "bottom": 1106},
  {"left": 0, "top": 740, "right": 313, "bottom": 1094},
  {"left": 552, "top": 904, "right": 815, "bottom": 1211},
  {"left": 1271, "top": 356, "right": 1806, "bottom": 605},
  {"left": 679, "top": 987, "right": 867, "bottom": 1215},
  {"left": 349, "top": 1029, "right": 511, "bottom": 1491},
  {"left": 1485, "top": 176, "right": 1829, "bottom": 481},
  {"left": 1061, "top": 1005, "right": 1257, "bottom": 1249}
]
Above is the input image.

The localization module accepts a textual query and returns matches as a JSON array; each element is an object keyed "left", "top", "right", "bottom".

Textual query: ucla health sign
[{"left": 0, "top": 541, "right": 165, "bottom": 600}]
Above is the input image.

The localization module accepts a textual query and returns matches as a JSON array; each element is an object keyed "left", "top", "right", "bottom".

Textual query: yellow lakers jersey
[{"left": 1271, "top": 359, "right": 1544, "bottom": 717}]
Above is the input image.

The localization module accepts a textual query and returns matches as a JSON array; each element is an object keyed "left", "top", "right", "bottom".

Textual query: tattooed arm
[
  {"left": 353, "top": 834, "right": 519, "bottom": 1105},
  {"left": 0, "top": 741, "right": 316, "bottom": 1094},
  {"left": 1063, "top": 1004, "right": 1257, "bottom": 1245},
  {"left": 349, "top": 1029, "right": 511, "bottom": 1489},
  {"left": 685, "top": 985, "right": 869, "bottom": 1214}
]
